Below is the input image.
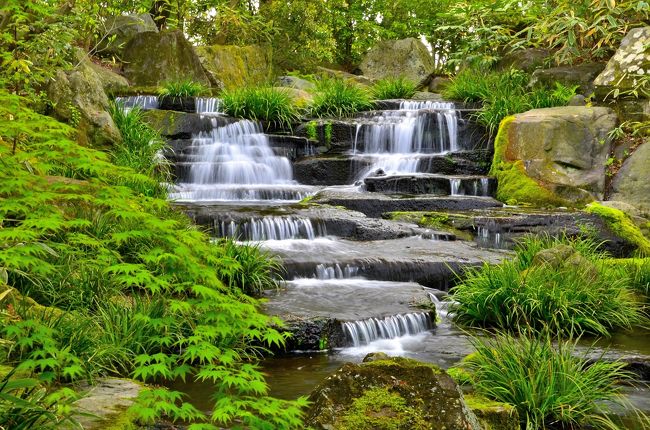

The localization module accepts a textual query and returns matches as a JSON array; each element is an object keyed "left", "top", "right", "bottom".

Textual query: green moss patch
[
  {"left": 464, "top": 394, "right": 519, "bottom": 430},
  {"left": 586, "top": 203, "right": 650, "bottom": 256}
]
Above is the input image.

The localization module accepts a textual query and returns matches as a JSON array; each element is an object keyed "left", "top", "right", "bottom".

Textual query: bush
[
  {"left": 371, "top": 77, "right": 417, "bottom": 100},
  {"left": 158, "top": 80, "right": 206, "bottom": 98},
  {"left": 222, "top": 86, "right": 300, "bottom": 128},
  {"left": 450, "top": 235, "right": 646, "bottom": 336},
  {"left": 309, "top": 78, "right": 373, "bottom": 118},
  {"left": 463, "top": 332, "right": 641, "bottom": 430}
]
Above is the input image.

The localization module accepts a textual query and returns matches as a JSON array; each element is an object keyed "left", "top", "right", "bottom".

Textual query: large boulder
[
  {"left": 98, "top": 13, "right": 158, "bottom": 58},
  {"left": 47, "top": 56, "right": 122, "bottom": 147},
  {"left": 359, "top": 38, "right": 435, "bottom": 88},
  {"left": 530, "top": 63, "right": 606, "bottom": 95},
  {"left": 491, "top": 107, "right": 617, "bottom": 207},
  {"left": 196, "top": 44, "right": 269, "bottom": 90},
  {"left": 306, "top": 356, "right": 482, "bottom": 430},
  {"left": 496, "top": 48, "right": 551, "bottom": 73},
  {"left": 594, "top": 27, "right": 650, "bottom": 99},
  {"left": 610, "top": 139, "right": 650, "bottom": 214},
  {"left": 122, "top": 30, "right": 211, "bottom": 87}
]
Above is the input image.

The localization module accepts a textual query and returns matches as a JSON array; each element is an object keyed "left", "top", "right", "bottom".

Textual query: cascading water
[
  {"left": 195, "top": 97, "right": 223, "bottom": 114},
  {"left": 352, "top": 101, "right": 458, "bottom": 180},
  {"left": 450, "top": 177, "right": 491, "bottom": 196},
  {"left": 217, "top": 216, "right": 326, "bottom": 241},
  {"left": 342, "top": 312, "right": 433, "bottom": 347},
  {"left": 170, "top": 119, "right": 313, "bottom": 202},
  {"left": 314, "top": 263, "right": 359, "bottom": 279},
  {"left": 114, "top": 95, "right": 159, "bottom": 111}
]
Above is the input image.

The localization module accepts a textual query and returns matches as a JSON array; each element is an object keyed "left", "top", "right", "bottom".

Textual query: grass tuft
[
  {"left": 158, "top": 80, "right": 206, "bottom": 98},
  {"left": 309, "top": 78, "right": 373, "bottom": 118},
  {"left": 221, "top": 86, "right": 300, "bottom": 128},
  {"left": 371, "top": 77, "right": 417, "bottom": 100}
]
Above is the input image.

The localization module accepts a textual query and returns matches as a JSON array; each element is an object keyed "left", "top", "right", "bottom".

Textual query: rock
[
  {"left": 531, "top": 244, "right": 577, "bottom": 267},
  {"left": 293, "top": 156, "right": 364, "bottom": 185},
  {"left": 611, "top": 99, "right": 650, "bottom": 131},
  {"left": 530, "top": 63, "right": 605, "bottom": 95},
  {"left": 122, "top": 30, "right": 211, "bottom": 87},
  {"left": 306, "top": 356, "right": 481, "bottom": 430},
  {"left": 496, "top": 48, "right": 551, "bottom": 72},
  {"left": 276, "top": 316, "right": 346, "bottom": 351},
  {"left": 316, "top": 66, "right": 374, "bottom": 86},
  {"left": 73, "top": 378, "right": 143, "bottom": 429},
  {"left": 98, "top": 13, "right": 158, "bottom": 58},
  {"left": 88, "top": 63, "right": 130, "bottom": 95},
  {"left": 359, "top": 38, "right": 436, "bottom": 88},
  {"left": 276, "top": 75, "right": 316, "bottom": 91},
  {"left": 362, "top": 352, "right": 391, "bottom": 362},
  {"left": 594, "top": 27, "right": 650, "bottom": 99},
  {"left": 196, "top": 44, "right": 269, "bottom": 90},
  {"left": 364, "top": 174, "right": 452, "bottom": 195},
  {"left": 492, "top": 107, "right": 618, "bottom": 207},
  {"left": 464, "top": 395, "right": 519, "bottom": 430},
  {"left": 47, "top": 58, "right": 122, "bottom": 148},
  {"left": 142, "top": 110, "right": 229, "bottom": 139},
  {"left": 428, "top": 76, "right": 451, "bottom": 92},
  {"left": 568, "top": 94, "right": 586, "bottom": 106},
  {"left": 275, "top": 87, "right": 313, "bottom": 107},
  {"left": 610, "top": 140, "right": 650, "bottom": 213}
]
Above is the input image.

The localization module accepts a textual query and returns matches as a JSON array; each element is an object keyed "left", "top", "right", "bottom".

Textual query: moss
[
  {"left": 363, "top": 357, "right": 442, "bottom": 374},
  {"left": 447, "top": 366, "right": 473, "bottom": 386},
  {"left": 464, "top": 394, "right": 519, "bottom": 430},
  {"left": 586, "top": 203, "right": 650, "bottom": 256},
  {"left": 490, "top": 116, "right": 571, "bottom": 208},
  {"left": 334, "top": 387, "right": 429, "bottom": 430},
  {"left": 386, "top": 211, "right": 474, "bottom": 240}
]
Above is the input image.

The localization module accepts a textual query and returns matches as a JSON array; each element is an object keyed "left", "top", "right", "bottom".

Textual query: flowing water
[
  {"left": 114, "top": 95, "right": 159, "bottom": 111},
  {"left": 195, "top": 97, "right": 223, "bottom": 114}
]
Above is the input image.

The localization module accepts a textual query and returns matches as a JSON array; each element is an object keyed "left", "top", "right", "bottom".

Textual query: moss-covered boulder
[
  {"left": 98, "top": 13, "right": 158, "bottom": 59},
  {"left": 586, "top": 202, "right": 650, "bottom": 256},
  {"left": 196, "top": 44, "right": 270, "bottom": 90},
  {"left": 610, "top": 139, "right": 650, "bottom": 214},
  {"left": 306, "top": 356, "right": 481, "bottom": 430},
  {"left": 529, "top": 63, "right": 605, "bottom": 95},
  {"left": 47, "top": 55, "right": 122, "bottom": 148},
  {"left": 122, "top": 30, "right": 211, "bottom": 87},
  {"left": 73, "top": 378, "right": 144, "bottom": 430},
  {"left": 359, "top": 38, "right": 435, "bottom": 88},
  {"left": 464, "top": 395, "right": 519, "bottom": 430},
  {"left": 594, "top": 27, "right": 650, "bottom": 99},
  {"left": 491, "top": 107, "right": 617, "bottom": 207}
]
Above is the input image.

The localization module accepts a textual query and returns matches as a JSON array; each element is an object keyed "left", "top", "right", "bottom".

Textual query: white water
[
  {"left": 314, "top": 263, "right": 359, "bottom": 279},
  {"left": 450, "top": 177, "right": 490, "bottom": 196},
  {"left": 218, "top": 217, "right": 325, "bottom": 241},
  {"left": 352, "top": 101, "right": 458, "bottom": 180},
  {"left": 114, "top": 95, "right": 159, "bottom": 111},
  {"left": 195, "top": 97, "right": 222, "bottom": 114},
  {"left": 342, "top": 312, "right": 433, "bottom": 347},
  {"left": 171, "top": 119, "right": 312, "bottom": 202},
  {"left": 477, "top": 226, "right": 502, "bottom": 248}
]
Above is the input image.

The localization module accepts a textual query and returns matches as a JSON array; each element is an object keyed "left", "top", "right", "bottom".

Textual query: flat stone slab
[{"left": 73, "top": 378, "right": 143, "bottom": 429}]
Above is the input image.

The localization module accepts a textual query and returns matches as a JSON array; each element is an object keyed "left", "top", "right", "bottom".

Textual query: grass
[
  {"left": 221, "top": 86, "right": 300, "bottom": 128},
  {"left": 462, "top": 332, "right": 644, "bottom": 430},
  {"left": 219, "top": 239, "right": 283, "bottom": 296},
  {"left": 442, "top": 68, "right": 577, "bottom": 134},
  {"left": 450, "top": 235, "right": 646, "bottom": 336},
  {"left": 158, "top": 80, "right": 206, "bottom": 98},
  {"left": 309, "top": 78, "right": 373, "bottom": 118},
  {"left": 371, "top": 77, "right": 417, "bottom": 100}
]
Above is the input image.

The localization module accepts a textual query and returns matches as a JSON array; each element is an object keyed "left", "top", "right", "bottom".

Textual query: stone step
[{"left": 364, "top": 174, "right": 496, "bottom": 197}]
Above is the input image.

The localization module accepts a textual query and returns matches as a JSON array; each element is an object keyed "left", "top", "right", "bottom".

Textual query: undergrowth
[
  {"left": 222, "top": 86, "right": 300, "bottom": 128},
  {"left": 158, "top": 80, "right": 206, "bottom": 98},
  {"left": 371, "top": 77, "right": 417, "bottom": 100},
  {"left": 309, "top": 78, "right": 373, "bottom": 118}
]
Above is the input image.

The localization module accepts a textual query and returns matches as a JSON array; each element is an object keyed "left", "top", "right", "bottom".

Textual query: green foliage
[
  {"left": 463, "top": 332, "right": 641, "bottom": 430},
  {"left": 309, "top": 79, "right": 373, "bottom": 118},
  {"left": 159, "top": 80, "right": 206, "bottom": 98},
  {"left": 450, "top": 234, "right": 646, "bottom": 336},
  {"left": 443, "top": 69, "right": 577, "bottom": 134},
  {"left": 0, "top": 89, "right": 306, "bottom": 428},
  {"left": 109, "top": 102, "right": 171, "bottom": 196},
  {"left": 219, "top": 239, "right": 282, "bottom": 296},
  {"left": 371, "top": 77, "right": 417, "bottom": 100},
  {"left": 222, "top": 86, "right": 300, "bottom": 128}
]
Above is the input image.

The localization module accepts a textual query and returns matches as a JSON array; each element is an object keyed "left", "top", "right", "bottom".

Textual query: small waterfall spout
[
  {"left": 450, "top": 177, "right": 491, "bottom": 196},
  {"left": 114, "top": 95, "right": 159, "bottom": 111},
  {"left": 196, "top": 97, "right": 223, "bottom": 114},
  {"left": 218, "top": 217, "right": 326, "bottom": 241},
  {"left": 342, "top": 312, "right": 433, "bottom": 347},
  {"left": 315, "top": 264, "right": 359, "bottom": 279}
]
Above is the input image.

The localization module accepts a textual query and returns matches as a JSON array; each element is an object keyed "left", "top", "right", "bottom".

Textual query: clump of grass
[
  {"left": 221, "top": 86, "right": 300, "bottom": 128},
  {"left": 371, "top": 77, "right": 417, "bottom": 100},
  {"left": 309, "top": 78, "right": 373, "bottom": 118},
  {"left": 158, "top": 80, "right": 206, "bottom": 98},
  {"left": 463, "top": 332, "right": 642, "bottom": 430},
  {"left": 219, "top": 239, "right": 283, "bottom": 296},
  {"left": 450, "top": 235, "right": 646, "bottom": 336},
  {"left": 442, "top": 69, "right": 576, "bottom": 134}
]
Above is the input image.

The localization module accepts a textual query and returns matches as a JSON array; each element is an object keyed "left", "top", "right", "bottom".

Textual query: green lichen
[
  {"left": 490, "top": 116, "right": 570, "bottom": 208},
  {"left": 586, "top": 203, "right": 650, "bottom": 256},
  {"left": 464, "top": 394, "right": 519, "bottom": 430},
  {"left": 363, "top": 357, "right": 442, "bottom": 374},
  {"left": 334, "top": 387, "right": 429, "bottom": 430},
  {"left": 447, "top": 366, "right": 473, "bottom": 386},
  {"left": 386, "top": 211, "right": 475, "bottom": 241},
  {"left": 306, "top": 120, "right": 318, "bottom": 141}
]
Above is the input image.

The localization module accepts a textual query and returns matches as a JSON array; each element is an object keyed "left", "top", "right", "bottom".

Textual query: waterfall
[
  {"left": 342, "top": 312, "right": 433, "bottom": 347},
  {"left": 450, "top": 177, "right": 491, "bottom": 196},
  {"left": 171, "top": 119, "right": 310, "bottom": 202},
  {"left": 477, "top": 226, "right": 502, "bottom": 248},
  {"left": 217, "top": 217, "right": 326, "bottom": 241},
  {"left": 114, "top": 95, "right": 159, "bottom": 111},
  {"left": 352, "top": 102, "right": 458, "bottom": 179},
  {"left": 315, "top": 264, "right": 359, "bottom": 279},
  {"left": 196, "top": 97, "right": 222, "bottom": 114}
]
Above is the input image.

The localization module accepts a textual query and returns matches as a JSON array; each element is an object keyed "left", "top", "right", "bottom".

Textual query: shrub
[
  {"left": 371, "top": 77, "right": 417, "bottom": 100},
  {"left": 450, "top": 235, "right": 646, "bottom": 336},
  {"left": 221, "top": 86, "right": 300, "bottom": 128},
  {"left": 309, "top": 78, "right": 373, "bottom": 118},
  {"left": 158, "top": 80, "right": 206, "bottom": 98},
  {"left": 463, "top": 332, "right": 641, "bottom": 430}
]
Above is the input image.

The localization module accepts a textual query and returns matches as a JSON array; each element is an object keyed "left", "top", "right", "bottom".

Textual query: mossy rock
[
  {"left": 586, "top": 202, "right": 650, "bottom": 256},
  {"left": 141, "top": 109, "right": 215, "bottom": 139},
  {"left": 196, "top": 44, "right": 270, "bottom": 90},
  {"left": 72, "top": 379, "right": 144, "bottom": 430},
  {"left": 306, "top": 356, "right": 481, "bottom": 430},
  {"left": 464, "top": 395, "right": 519, "bottom": 430}
]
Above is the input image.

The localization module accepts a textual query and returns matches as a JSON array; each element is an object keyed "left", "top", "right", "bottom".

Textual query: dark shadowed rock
[
  {"left": 98, "top": 13, "right": 157, "bottom": 58},
  {"left": 530, "top": 63, "right": 605, "bottom": 95},
  {"left": 610, "top": 139, "right": 650, "bottom": 213},
  {"left": 496, "top": 48, "right": 551, "bottom": 72}
]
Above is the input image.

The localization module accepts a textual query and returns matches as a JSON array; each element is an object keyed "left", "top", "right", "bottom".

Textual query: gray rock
[
  {"left": 277, "top": 75, "right": 316, "bottom": 91},
  {"left": 316, "top": 66, "right": 374, "bottom": 86},
  {"left": 594, "top": 27, "right": 650, "bottom": 99},
  {"left": 568, "top": 94, "right": 587, "bottom": 106},
  {"left": 610, "top": 139, "right": 650, "bottom": 213},
  {"left": 306, "top": 356, "right": 482, "bottom": 430},
  {"left": 196, "top": 44, "right": 269, "bottom": 90},
  {"left": 530, "top": 63, "right": 605, "bottom": 95},
  {"left": 428, "top": 76, "right": 451, "bottom": 92},
  {"left": 496, "top": 48, "right": 551, "bottom": 72},
  {"left": 122, "top": 30, "right": 211, "bottom": 87},
  {"left": 142, "top": 110, "right": 228, "bottom": 139},
  {"left": 73, "top": 378, "right": 143, "bottom": 429},
  {"left": 359, "top": 38, "right": 436, "bottom": 88},
  {"left": 98, "top": 13, "right": 158, "bottom": 58}
]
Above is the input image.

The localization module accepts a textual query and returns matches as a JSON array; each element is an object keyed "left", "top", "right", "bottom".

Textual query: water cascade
[
  {"left": 195, "top": 97, "right": 223, "bottom": 114},
  {"left": 170, "top": 119, "right": 312, "bottom": 202},
  {"left": 450, "top": 177, "right": 490, "bottom": 196},
  {"left": 314, "top": 263, "right": 359, "bottom": 279},
  {"left": 114, "top": 95, "right": 159, "bottom": 111},
  {"left": 217, "top": 217, "right": 326, "bottom": 241},
  {"left": 342, "top": 312, "right": 433, "bottom": 347}
]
